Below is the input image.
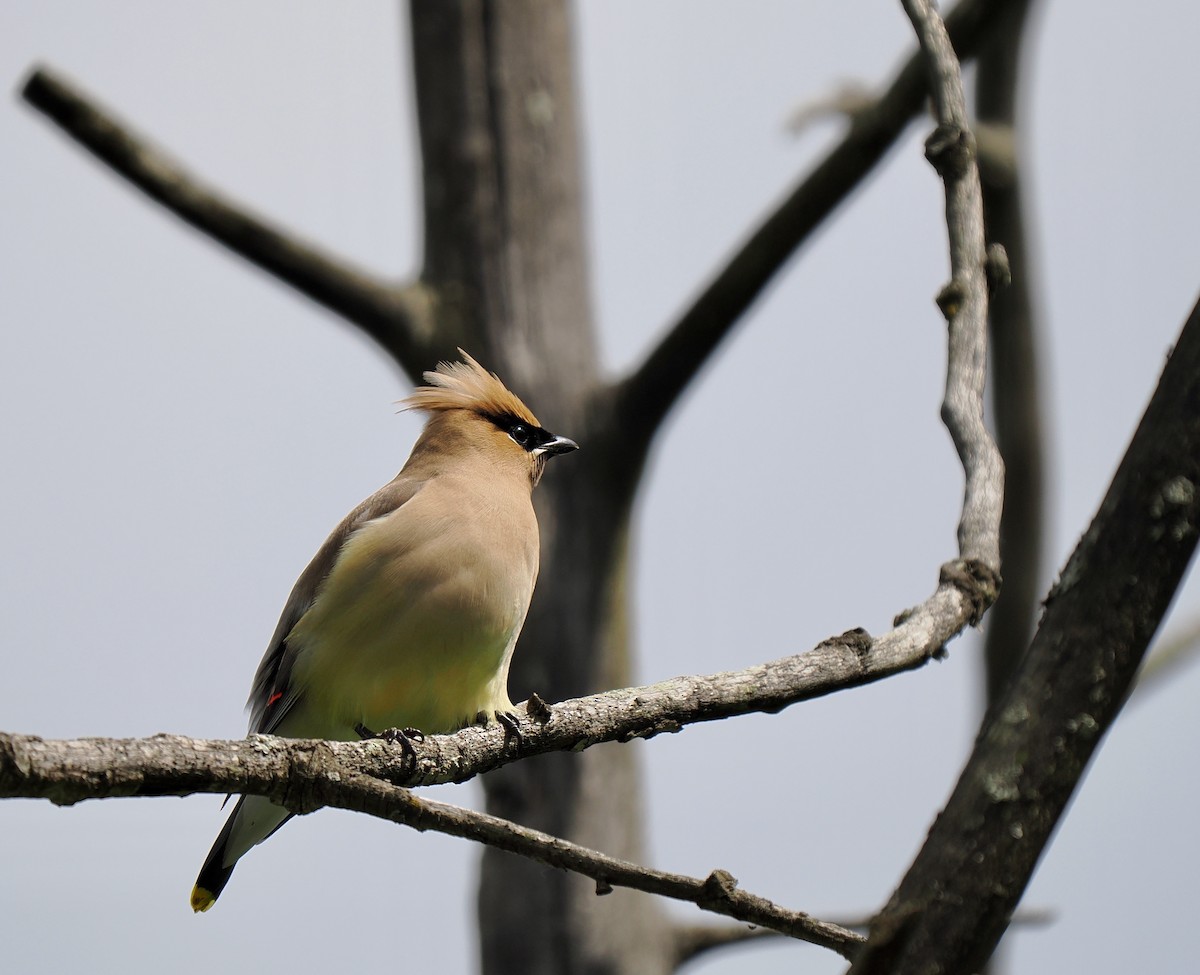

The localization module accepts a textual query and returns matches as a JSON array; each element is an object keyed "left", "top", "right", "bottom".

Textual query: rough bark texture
[{"left": 409, "top": 4, "right": 667, "bottom": 973}]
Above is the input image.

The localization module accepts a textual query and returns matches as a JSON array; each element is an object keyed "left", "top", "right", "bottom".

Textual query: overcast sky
[{"left": 3, "top": 3, "right": 1198, "bottom": 973}]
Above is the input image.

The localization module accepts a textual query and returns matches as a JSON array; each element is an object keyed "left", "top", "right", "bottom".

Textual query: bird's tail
[{"left": 191, "top": 795, "right": 293, "bottom": 912}]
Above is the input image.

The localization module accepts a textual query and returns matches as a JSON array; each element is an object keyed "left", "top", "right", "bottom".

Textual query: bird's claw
[
  {"left": 470, "top": 709, "right": 522, "bottom": 752},
  {"left": 496, "top": 709, "right": 522, "bottom": 753},
  {"left": 355, "top": 722, "right": 424, "bottom": 770}
]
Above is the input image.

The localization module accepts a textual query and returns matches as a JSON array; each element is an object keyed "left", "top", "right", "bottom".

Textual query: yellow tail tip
[{"left": 190, "top": 885, "right": 217, "bottom": 913}]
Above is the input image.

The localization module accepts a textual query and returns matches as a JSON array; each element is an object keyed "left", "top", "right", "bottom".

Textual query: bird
[{"left": 190, "top": 350, "right": 577, "bottom": 912}]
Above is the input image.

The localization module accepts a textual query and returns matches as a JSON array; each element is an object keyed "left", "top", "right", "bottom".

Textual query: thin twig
[
  {"left": 323, "top": 772, "right": 864, "bottom": 959},
  {"left": 613, "top": 0, "right": 1015, "bottom": 453},
  {"left": 0, "top": 730, "right": 858, "bottom": 956},
  {"left": 20, "top": 65, "right": 436, "bottom": 378},
  {"left": 905, "top": 0, "right": 1003, "bottom": 568}
]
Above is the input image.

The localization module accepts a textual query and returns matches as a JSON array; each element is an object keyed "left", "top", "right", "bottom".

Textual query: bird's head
[{"left": 401, "top": 350, "right": 578, "bottom": 486}]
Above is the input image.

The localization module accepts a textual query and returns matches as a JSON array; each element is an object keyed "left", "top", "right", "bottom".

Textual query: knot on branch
[
  {"left": 813, "top": 627, "right": 876, "bottom": 674},
  {"left": 698, "top": 869, "right": 740, "bottom": 909},
  {"left": 815, "top": 627, "right": 874, "bottom": 657},
  {"left": 836, "top": 627, "right": 874, "bottom": 658},
  {"left": 935, "top": 279, "right": 967, "bottom": 321},
  {"left": 0, "top": 733, "right": 31, "bottom": 784},
  {"left": 525, "top": 692, "right": 553, "bottom": 723},
  {"left": 939, "top": 558, "right": 1002, "bottom": 626},
  {"left": 924, "top": 122, "right": 975, "bottom": 179},
  {"left": 281, "top": 740, "right": 341, "bottom": 815}
]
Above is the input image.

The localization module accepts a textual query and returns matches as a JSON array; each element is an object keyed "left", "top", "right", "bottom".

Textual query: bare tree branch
[
  {"left": 331, "top": 775, "right": 864, "bottom": 959},
  {"left": 0, "top": 554, "right": 998, "bottom": 805},
  {"left": 901, "top": 0, "right": 1002, "bottom": 570},
  {"left": 0, "top": 733, "right": 860, "bottom": 958},
  {"left": 613, "top": 0, "right": 1016, "bottom": 450},
  {"left": 20, "top": 65, "right": 436, "bottom": 378}
]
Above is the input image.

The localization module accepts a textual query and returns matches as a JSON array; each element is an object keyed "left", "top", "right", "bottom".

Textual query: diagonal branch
[
  {"left": 21, "top": 65, "right": 435, "bottom": 379},
  {"left": 322, "top": 771, "right": 864, "bottom": 958},
  {"left": 0, "top": 729, "right": 858, "bottom": 955},
  {"left": 612, "top": 0, "right": 1015, "bottom": 450}
]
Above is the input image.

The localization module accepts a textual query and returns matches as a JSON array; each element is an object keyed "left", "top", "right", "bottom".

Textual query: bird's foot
[
  {"left": 355, "top": 722, "right": 425, "bottom": 770},
  {"left": 495, "top": 710, "right": 522, "bottom": 754},
  {"left": 469, "top": 710, "right": 522, "bottom": 753}
]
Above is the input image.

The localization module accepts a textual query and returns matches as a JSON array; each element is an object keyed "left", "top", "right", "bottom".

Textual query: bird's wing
[{"left": 246, "top": 476, "right": 422, "bottom": 736}]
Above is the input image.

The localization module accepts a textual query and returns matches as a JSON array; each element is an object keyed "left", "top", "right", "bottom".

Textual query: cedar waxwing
[{"left": 190, "top": 351, "right": 577, "bottom": 912}]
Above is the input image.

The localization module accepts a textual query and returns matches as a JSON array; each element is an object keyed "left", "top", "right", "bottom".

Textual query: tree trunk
[{"left": 409, "top": 3, "right": 671, "bottom": 972}]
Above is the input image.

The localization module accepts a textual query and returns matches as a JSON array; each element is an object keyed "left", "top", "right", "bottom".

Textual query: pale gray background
[{"left": 3, "top": 2, "right": 1198, "bottom": 973}]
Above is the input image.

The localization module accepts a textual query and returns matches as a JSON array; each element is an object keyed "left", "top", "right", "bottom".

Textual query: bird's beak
[{"left": 536, "top": 435, "right": 579, "bottom": 457}]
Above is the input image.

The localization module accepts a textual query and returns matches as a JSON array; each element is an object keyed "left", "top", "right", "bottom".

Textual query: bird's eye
[{"left": 508, "top": 423, "right": 534, "bottom": 448}]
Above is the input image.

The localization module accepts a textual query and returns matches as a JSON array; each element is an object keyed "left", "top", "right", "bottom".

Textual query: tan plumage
[{"left": 190, "top": 351, "right": 576, "bottom": 912}]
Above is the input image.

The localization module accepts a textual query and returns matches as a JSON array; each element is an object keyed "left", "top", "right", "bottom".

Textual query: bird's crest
[{"left": 401, "top": 350, "right": 540, "bottom": 426}]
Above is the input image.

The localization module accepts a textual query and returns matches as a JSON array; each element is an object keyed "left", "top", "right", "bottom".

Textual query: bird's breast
[{"left": 287, "top": 482, "right": 539, "bottom": 736}]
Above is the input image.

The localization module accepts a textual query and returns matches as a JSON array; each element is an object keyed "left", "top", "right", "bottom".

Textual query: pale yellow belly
[{"left": 286, "top": 505, "right": 532, "bottom": 738}]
